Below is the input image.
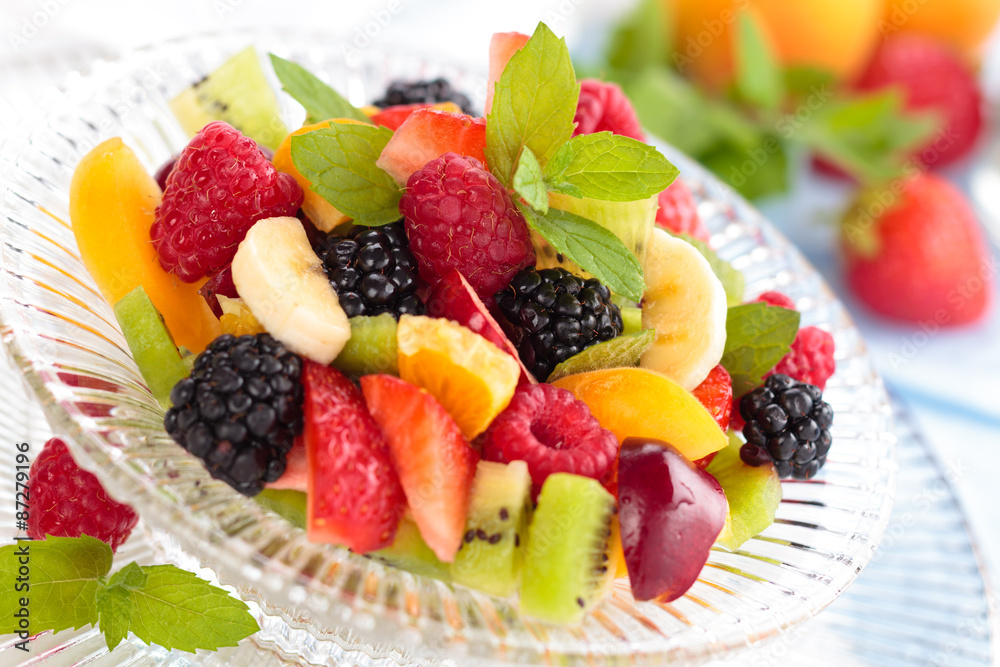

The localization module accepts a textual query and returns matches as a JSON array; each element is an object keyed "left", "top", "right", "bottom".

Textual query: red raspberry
[
  {"left": 151, "top": 121, "right": 303, "bottom": 282},
  {"left": 756, "top": 290, "right": 796, "bottom": 310},
  {"left": 400, "top": 152, "right": 534, "bottom": 299},
  {"left": 573, "top": 79, "right": 645, "bottom": 141},
  {"left": 691, "top": 365, "right": 732, "bottom": 433},
  {"left": 770, "top": 326, "right": 835, "bottom": 390},
  {"left": 655, "top": 178, "right": 710, "bottom": 242},
  {"left": 27, "top": 438, "right": 138, "bottom": 552},
  {"left": 480, "top": 383, "right": 618, "bottom": 498}
]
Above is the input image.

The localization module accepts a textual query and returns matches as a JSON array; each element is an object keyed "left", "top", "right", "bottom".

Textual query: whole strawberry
[
  {"left": 151, "top": 121, "right": 303, "bottom": 282},
  {"left": 842, "top": 173, "right": 992, "bottom": 325},
  {"left": 854, "top": 35, "right": 983, "bottom": 169},
  {"left": 573, "top": 79, "right": 645, "bottom": 141},
  {"left": 655, "top": 178, "right": 710, "bottom": 242},
  {"left": 400, "top": 152, "right": 534, "bottom": 299},
  {"left": 27, "top": 437, "right": 138, "bottom": 552}
]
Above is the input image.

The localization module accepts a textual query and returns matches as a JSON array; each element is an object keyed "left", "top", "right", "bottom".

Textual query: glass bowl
[{"left": 0, "top": 31, "right": 896, "bottom": 666}]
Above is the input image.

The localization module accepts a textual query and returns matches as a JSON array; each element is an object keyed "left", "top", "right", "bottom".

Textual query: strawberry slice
[
  {"left": 360, "top": 374, "right": 479, "bottom": 563},
  {"left": 369, "top": 102, "right": 462, "bottom": 130},
  {"left": 691, "top": 364, "right": 732, "bottom": 433},
  {"left": 303, "top": 361, "right": 405, "bottom": 553},
  {"left": 376, "top": 109, "right": 487, "bottom": 185}
]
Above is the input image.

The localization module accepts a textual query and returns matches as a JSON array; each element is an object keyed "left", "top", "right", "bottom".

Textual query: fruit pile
[{"left": 66, "top": 23, "right": 837, "bottom": 625}]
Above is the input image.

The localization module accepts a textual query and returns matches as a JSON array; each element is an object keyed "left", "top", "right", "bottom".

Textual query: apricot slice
[{"left": 69, "top": 138, "right": 220, "bottom": 352}]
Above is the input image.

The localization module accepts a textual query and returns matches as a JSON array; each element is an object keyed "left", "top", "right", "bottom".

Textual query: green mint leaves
[
  {"left": 486, "top": 22, "right": 580, "bottom": 186},
  {"left": 521, "top": 206, "right": 646, "bottom": 302},
  {"left": 722, "top": 303, "right": 800, "bottom": 397},
  {"left": 513, "top": 147, "right": 549, "bottom": 213},
  {"left": 291, "top": 123, "right": 401, "bottom": 226},
  {"left": 0, "top": 536, "right": 258, "bottom": 653},
  {"left": 545, "top": 132, "right": 677, "bottom": 202},
  {"left": 270, "top": 54, "right": 369, "bottom": 124},
  {"left": 734, "top": 12, "right": 784, "bottom": 111}
]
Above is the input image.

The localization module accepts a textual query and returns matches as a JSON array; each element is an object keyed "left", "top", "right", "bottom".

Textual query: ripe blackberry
[
  {"left": 164, "top": 333, "right": 304, "bottom": 496},
  {"left": 314, "top": 222, "right": 425, "bottom": 319},
  {"left": 495, "top": 268, "right": 624, "bottom": 381},
  {"left": 738, "top": 374, "right": 834, "bottom": 480},
  {"left": 374, "top": 77, "right": 474, "bottom": 115}
]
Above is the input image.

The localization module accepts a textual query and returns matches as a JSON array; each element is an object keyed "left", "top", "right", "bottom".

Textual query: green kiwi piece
[
  {"left": 450, "top": 460, "right": 532, "bottom": 598},
  {"left": 547, "top": 329, "right": 655, "bottom": 382},
  {"left": 620, "top": 306, "right": 644, "bottom": 336},
  {"left": 170, "top": 46, "right": 288, "bottom": 150},
  {"left": 371, "top": 513, "right": 450, "bottom": 582},
  {"left": 113, "top": 286, "right": 190, "bottom": 409},
  {"left": 520, "top": 473, "right": 617, "bottom": 624},
  {"left": 255, "top": 489, "right": 307, "bottom": 529},
  {"left": 332, "top": 314, "right": 399, "bottom": 377},
  {"left": 706, "top": 432, "right": 782, "bottom": 550}
]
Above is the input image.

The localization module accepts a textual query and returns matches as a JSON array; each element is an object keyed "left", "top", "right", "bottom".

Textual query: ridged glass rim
[{"left": 0, "top": 30, "right": 897, "bottom": 666}]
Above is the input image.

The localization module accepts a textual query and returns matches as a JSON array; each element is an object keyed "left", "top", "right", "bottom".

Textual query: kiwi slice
[
  {"left": 170, "top": 46, "right": 288, "bottom": 150},
  {"left": 113, "top": 285, "right": 190, "bottom": 409},
  {"left": 548, "top": 329, "right": 655, "bottom": 382},
  {"left": 332, "top": 314, "right": 399, "bottom": 377},
  {"left": 450, "top": 460, "right": 532, "bottom": 598},
  {"left": 370, "top": 513, "right": 450, "bottom": 582},
  {"left": 706, "top": 432, "right": 782, "bottom": 550},
  {"left": 520, "top": 473, "right": 617, "bottom": 624},
  {"left": 255, "top": 489, "right": 307, "bottom": 529}
]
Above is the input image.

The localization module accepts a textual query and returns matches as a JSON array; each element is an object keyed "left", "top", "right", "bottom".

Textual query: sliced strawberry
[
  {"left": 266, "top": 435, "right": 307, "bottom": 492},
  {"left": 369, "top": 102, "right": 461, "bottom": 130},
  {"left": 303, "top": 361, "right": 405, "bottom": 553},
  {"left": 376, "top": 109, "right": 487, "bottom": 185},
  {"left": 691, "top": 365, "right": 732, "bottom": 433},
  {"left": 424, "top": 269, "right": 536, "bottom": 386},
  {"left": 486, "top": 31, "right": 530, "bottom": 114},
  {"left": 360, "top": 374, "right": 478, "bottom": 563}
]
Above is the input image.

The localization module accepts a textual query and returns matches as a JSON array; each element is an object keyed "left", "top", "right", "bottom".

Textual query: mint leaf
[
  {"left": 722, "top": 303, "right": 800, "bottom": 397},
  {"left": 546, "top": 132, "right": 678, "bottom": 202},
  {"left": 522, "top": 206, "right": 645, "bottom": 302},
  {"left": 269, "top": 54, "right": 368, "bottom": 124},
  {"left": 549, "top": 329, "right": 656, "bottom": 382},
  {"left": 700, "top": 134, "right": 789, "bottom": 200},
  {"left": 291, "top": 124, "right": 401, "bottom": 226},
  {"left": 127, "top": 565, "right": 258, "bottom": 653},
  {"left": 0, "top": 535, "right": 111, "bottom": 635},
  {"left": 735, "top": 11, "right": 784, "bottom": 110},
  {"left": 95, "top": 562, "right": 146, "bottom": 651},
  {"left": 606, "top": 0, "right": 671, "bottom": 71},
  {"left": 676, "top": 234, "right": 745, "bottom": 307},
  {"left": 486, "top": 22, "right": 580, "bottom": 185},
  {"left": 513, "top": 147, "right": 549, "bottom": 213}
]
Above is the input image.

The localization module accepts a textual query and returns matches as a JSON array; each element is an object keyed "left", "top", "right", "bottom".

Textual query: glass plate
[{"left": 0, "top": 31, "right": 896, "bottom": 666}]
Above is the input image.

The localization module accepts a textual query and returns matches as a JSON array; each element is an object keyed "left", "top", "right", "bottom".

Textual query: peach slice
[{"left": 69, "top": 138, "right": 221, "bottom": 352}]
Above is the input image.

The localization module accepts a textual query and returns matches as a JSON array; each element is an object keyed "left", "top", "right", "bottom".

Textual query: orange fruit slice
[
  {"left": 69, "top": 138, "right": 221, "bottom": 352},
  {"left": 551, "top": 367, "right": 728, "bottom": 462},
  {"left": 397, "top": 315, "right": 519, "bottom": 440}
]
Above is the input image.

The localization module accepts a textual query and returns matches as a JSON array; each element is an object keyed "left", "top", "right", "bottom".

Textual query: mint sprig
[
  {"left": 270, "top": 54, "right": 369, "bottom": 124},
  {"left": 722, "top": 303, "right": 800, "bottom": 397},
  {"left": 0, "top": 536, "right": 259, "bottom": 653},
  {"left": 512, "top": 147, "right": 549, "bottom": 213},
  {"left": 291, "top": 123, "right": 401, "bottom": 226},
  {"left": 521, "top": 206, "right": 645, "bottom": 302},
  {"left": 545, "top": 132, "right": 677, "bottom": 202},
  {"left": 486, "top": 22, "right": 580, "bottom": 186}
]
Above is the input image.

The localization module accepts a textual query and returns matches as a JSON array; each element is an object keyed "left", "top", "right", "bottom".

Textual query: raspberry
[
  {"left": 755, "top": 290, "right": 796, "bottom": 310},
  {"left": 27, "top": 438, "right": 138, "bottom": 551},
  {"left": 164, "top": 333, "right": 304, "bottom": 496},
  {"left": 655, "top": 179, "right": 710, "bottom": 242},
  {"left": 374, "top": 78, "right": 474, "bottom": 115},
  {"left": 739, "top": 374, "right": 834, "bottom": 480},
  {"left": 314, "top": 222, "right": 424, "bottom": 318},
  {"left": 771, "top": 326, "right": 835, "bottom": 390},
  {"left": 691, "top": 365, "right": 732, "bottom": 432},
  {"left": 480, "top": 383, "right": 618, "bottom": 497},
  {"left": 495, "top": 268, "right": 624, "bottom": 381},
  {"left": 573, "top": 79, "right": 645, "bottom": 141},
  {"left": 401, "top": 152, "right": 534, "bottom": 299},
  {"left": 151, "top": 121, "right": 303, "bottom": 282}
]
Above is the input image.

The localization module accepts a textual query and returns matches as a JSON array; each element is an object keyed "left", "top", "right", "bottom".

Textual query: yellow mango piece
[{"left": 69, "top": 138, "right": 221, "bottom": 352}]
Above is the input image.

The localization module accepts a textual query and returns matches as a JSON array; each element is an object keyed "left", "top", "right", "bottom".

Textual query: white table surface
[{"left": 2, "top": 0, "right": 998, "bottom": 663}]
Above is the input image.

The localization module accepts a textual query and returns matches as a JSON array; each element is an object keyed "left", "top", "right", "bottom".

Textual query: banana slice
[
  {"left": 640, "top": 228, "right": 727, "bottom": 390},
  {"left": 232, "top": 217, "right": 350, "bottom": 364}
]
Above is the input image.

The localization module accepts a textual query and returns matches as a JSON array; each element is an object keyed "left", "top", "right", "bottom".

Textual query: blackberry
[
  {"left": 738, "top": 374, "right": 834, "bottom": 480},
  {"left": 373, "top": 77, "right": 475, "bottom": 115},
  {"left": 314, "top": 222, "right": 424, "bottom": 319},
  {"left": 164, "top": 333, "right": 304, "bottom": 496},
  {"left": 495, "top": 268, "right": 624, "bottom": 381}
]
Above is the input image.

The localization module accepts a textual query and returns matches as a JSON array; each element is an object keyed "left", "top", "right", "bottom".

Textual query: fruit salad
[{"left": 62, "top": 22, "right": 837, "bottom": 626}]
